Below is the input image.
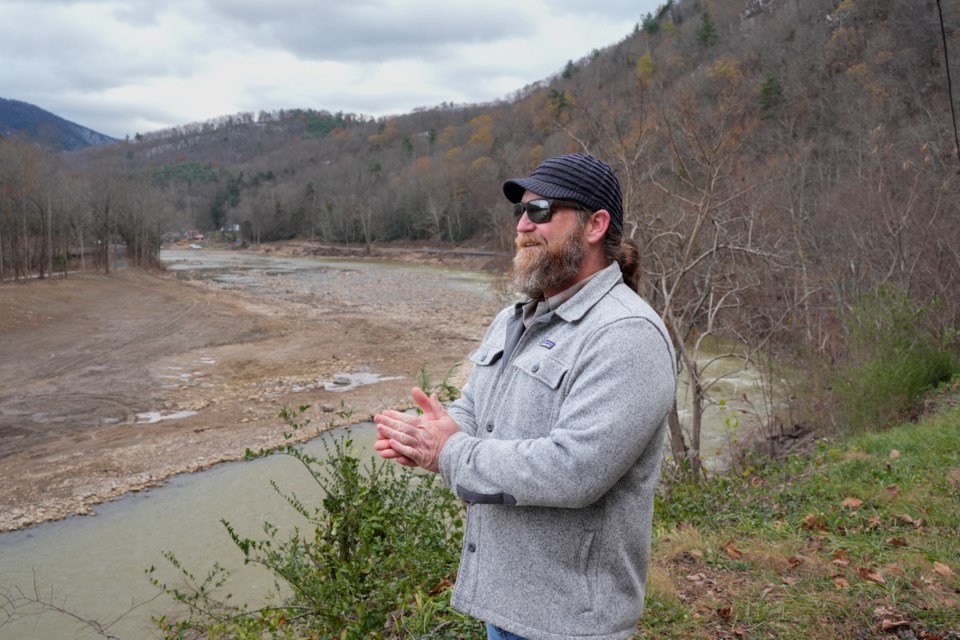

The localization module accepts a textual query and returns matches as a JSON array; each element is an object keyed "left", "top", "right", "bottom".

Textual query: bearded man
[{"left": 375, "top": 153, "right": 677, "bottom": 640}]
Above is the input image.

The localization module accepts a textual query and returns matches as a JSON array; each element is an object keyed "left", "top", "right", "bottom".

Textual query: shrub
[
  {"left": 832, "top": 286, "right": 958, "bottom": 432},
  {"left": 151, "top": 404, "right": 478, "bottom": 639}
]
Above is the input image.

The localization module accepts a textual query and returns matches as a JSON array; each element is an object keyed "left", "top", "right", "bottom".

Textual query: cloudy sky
[{"left": 1, "top": 0, "right": 663, "bottom": 140}]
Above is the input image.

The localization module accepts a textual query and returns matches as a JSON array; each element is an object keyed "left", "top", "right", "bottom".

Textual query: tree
[
  {"left": 696, "top": 10, "right": 718, "bottom": 47},
  {"left": 759, "top": 72, "right": 785, "bottom": 119},
  {"left": 642, "top": 12, "right": 661, "bottom": 35}
]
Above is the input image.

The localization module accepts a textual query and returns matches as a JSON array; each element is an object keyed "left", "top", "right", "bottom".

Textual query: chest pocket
[{"left": 513, "top": 352, "right": 569, "bottom": 389}]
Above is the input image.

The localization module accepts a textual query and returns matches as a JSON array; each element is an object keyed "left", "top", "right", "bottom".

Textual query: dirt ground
[{"left": 0, "top": 244, "right": 506, "bottom": 532}]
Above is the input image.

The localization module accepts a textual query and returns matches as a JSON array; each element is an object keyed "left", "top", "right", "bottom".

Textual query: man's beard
[{"left": 512, "top": 221, "right": 586, "bottom": 299}]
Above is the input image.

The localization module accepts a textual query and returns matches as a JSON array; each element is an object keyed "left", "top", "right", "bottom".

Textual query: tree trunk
[
  {"left": 47, "top": 190, "right": 53, "bottom": 279},
  {"left": 104, "top": 204, "right": 110, "bottom": 275},
  {"left": 666, "top": 405, "right": 688, "bottom": 469}
]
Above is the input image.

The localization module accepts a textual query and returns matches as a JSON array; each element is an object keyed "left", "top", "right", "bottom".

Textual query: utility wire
[{"left": 935, "top": 0, "right": 960, "bottom": 171}]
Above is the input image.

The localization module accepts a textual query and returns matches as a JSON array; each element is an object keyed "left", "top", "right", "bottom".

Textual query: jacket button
[
  {"left": 532, "top": 364, "right": 540, "bottom": 372},
  {"left": 486, "top": 423, "right": 494, "bottom": 432},
  {"left": 468, "top": 543, "right": 476, "bottom": 553}
]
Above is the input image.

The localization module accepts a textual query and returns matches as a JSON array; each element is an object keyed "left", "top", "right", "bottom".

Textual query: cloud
[{"left": 0, "top": 0, "right": 659, "bottom": 139}]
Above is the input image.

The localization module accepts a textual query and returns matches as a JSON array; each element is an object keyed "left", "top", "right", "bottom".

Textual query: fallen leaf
[
  {"left": 880, "top": 619, "right": 912, "bottom": 631},
  {"left": 717, "top": 605, "right": 733, "bottom": 621},
  {"left": 858, "top": 567, "right": 886, "bottom": 585},
  {"left": 832, "top": 558, "right": 851, "bottom": 567},
  {"left": 724, "top": 540, "right": 743, "bottom": 559},
  {"left": 873, "top": 606, "right": 895, "bottom": 618},
  {"left": 885, "top": 484, "right": 901, "bottom": 497},
  {"left": 833, "top": 549, "right": 849, "bottom": 561},
  {"left": 802, "top": 514, "right": 827, "bottom": 531},
  {"left": 889, "top": 449, "right": 901, "bottom": 460},
  {"left": 689, "top": 549, "right": 704, "bottom": 559},
  {"left": 788, "top": 554, "right": 805, "bottom": 568},
  {"left": 885, "top": 537, "right": 908, "bottom": 547},
  {"left": 841, "top": 497, "right": 864, "bottom": 509},
  {"left": 895, "top": 514, "right": 923, "bottom": 528},
  {"left": 429, "top": 578, "right": 454, "bottom": 595},
  {"left": 685, "top": 573, "right": 707, "bottom": 583},
  {"left": 834, "top": 577, "right": 850, "bottom": 589},
  {"left": 782, "top": 576, "right": 799, "bottom": 586},
  {"left": 933, "top": 561, "right": 955, "bottom": 577},
  {"left": 867, "top": 515, "right": 882, "bottom": 529}
]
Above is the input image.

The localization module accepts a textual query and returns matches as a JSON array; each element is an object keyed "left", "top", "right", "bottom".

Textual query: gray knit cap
[{"left": 503, "top": 153, "right": 624, "bottom": 232}]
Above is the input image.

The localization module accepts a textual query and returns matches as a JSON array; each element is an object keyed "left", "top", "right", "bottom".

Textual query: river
[{"left": 0, "top": 249, "right": 773, "bottom": 639}]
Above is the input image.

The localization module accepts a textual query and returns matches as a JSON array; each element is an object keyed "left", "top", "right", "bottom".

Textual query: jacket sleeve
[
  {"left": 447, "top": 374, "right": 480, "bottom": 438},
  {"left": 438, "top": 316, "right": 675, "bottom": 509}
]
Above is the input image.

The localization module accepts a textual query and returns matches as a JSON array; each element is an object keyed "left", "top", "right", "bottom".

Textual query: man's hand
[{"left": 373, "top": 387, "right": 460, "bottom": 473}]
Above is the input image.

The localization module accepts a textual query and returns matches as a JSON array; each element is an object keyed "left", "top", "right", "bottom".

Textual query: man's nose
[{"left": 516, "top": 212, "right": 537, "bottom": 233}]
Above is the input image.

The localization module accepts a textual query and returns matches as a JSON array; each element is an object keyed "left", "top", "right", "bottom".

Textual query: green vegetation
[
  {"left": 643, "top": 383, "right": 960, "bottom": 638},
  {"left": 696, "top": 10, "right": 718, "bottom": 47},
  {"left": 150, "top": 404, "right": 481, "bottom": 639},
  {"left": 833, "top": 286, "right": 958, "bottom": 434},
  {"left": 148, "top": 367, "right": 960, "bottom": 638},
  {"left": 758, "top": 72, "right": 784, "bottom": 119},
  {"left": 642, "top": 13, "right": 661, "bottom": 35}
]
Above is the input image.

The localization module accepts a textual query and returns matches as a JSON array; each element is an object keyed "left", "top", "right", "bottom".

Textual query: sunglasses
[{"left": 513, "top": 198, "right": 591, "bottom": 224}]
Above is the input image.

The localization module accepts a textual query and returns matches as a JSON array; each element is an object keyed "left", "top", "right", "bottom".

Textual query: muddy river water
[{"left": 0, "top": 250, "right": 771, "bottom": 639}]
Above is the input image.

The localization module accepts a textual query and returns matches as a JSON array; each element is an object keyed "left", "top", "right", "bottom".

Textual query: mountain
[{"left": 0, "top": 97, "right": 116, "bottom": 151}]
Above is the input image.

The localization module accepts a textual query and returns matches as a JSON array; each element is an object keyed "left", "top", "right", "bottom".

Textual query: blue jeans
[{"left": 486, "top": 623, "right": 528, "bottom": 640}]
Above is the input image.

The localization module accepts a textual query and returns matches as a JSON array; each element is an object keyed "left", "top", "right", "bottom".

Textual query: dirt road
[{"left": 0, "top": 248, "right": 503, "bottom": 532}]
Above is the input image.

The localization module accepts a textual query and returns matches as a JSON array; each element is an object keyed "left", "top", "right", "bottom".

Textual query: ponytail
[
  {"left": 603, "top": 229, "right": 641, "bottom": 291},
  {"left": 615, "top": 238, "right": 641, "bottom": 291}
]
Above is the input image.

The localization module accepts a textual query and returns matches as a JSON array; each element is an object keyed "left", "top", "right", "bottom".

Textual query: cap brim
[{"left": 502, "top": 177, "right": 587, "bottom": 205}]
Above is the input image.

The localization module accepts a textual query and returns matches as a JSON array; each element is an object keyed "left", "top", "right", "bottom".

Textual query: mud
[{"left": 0, "top": 246, "right": 504, "bottom": 532}]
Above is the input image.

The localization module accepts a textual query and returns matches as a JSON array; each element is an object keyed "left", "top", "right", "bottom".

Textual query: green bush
[
  {"left": 151, "top": 405, "right": 479, "bottom": 639},
  {"left": 833, "top": 286, "right": 958, "bottom": 432}
]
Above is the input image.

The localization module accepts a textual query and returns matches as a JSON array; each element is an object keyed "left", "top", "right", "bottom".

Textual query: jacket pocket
[
  {"left": 513, "top": 352, "right": 568, "bottom": 389},
  {"left": 577, "top": 530, "right": 597, "bottom": 614}
]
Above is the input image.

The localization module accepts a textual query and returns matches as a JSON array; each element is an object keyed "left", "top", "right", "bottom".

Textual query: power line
[{"left": 935, "top": 0, "right": 960, "bottom": 171}]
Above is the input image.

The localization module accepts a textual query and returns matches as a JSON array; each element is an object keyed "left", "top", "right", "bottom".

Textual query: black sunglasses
[{"left": 512, "top": 198, "right": 591, "bottom": 224}]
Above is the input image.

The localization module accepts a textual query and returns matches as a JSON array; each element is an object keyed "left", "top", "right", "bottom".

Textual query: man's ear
[{"left": 585, "top": 210, "right": 611, "bottom": 245}]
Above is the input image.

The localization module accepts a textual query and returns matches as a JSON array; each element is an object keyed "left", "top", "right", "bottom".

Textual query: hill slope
[{"left": 0, "top": 97, "right": 116, "bottom": 151}]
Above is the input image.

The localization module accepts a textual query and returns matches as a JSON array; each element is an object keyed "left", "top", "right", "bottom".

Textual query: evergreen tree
[
  {"left": 696, "top": 10, "right": 718, "bottom": 47},
  {"left": 759, "top": 72, "right": 785, "bottom": 119},
  {"left": 642, "top": 12, "right": 661, "bottom": 34}
]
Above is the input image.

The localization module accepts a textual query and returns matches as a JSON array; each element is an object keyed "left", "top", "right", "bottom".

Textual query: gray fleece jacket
[{"left": 439, "top": 262, "right": 677, "bottom": 640}]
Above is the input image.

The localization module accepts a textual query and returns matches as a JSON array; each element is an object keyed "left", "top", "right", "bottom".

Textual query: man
[{"left": 375, "top": 153, "right": 676, "bottom": 640}]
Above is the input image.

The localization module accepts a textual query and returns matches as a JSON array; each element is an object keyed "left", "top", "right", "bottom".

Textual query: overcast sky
[{"left": 1, "top": 0, "right": 664, "bottom": 140}]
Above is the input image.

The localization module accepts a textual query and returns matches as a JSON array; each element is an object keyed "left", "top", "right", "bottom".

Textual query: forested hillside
[{"left": 2, "top": 0, "right": 958, "bottom": 461}]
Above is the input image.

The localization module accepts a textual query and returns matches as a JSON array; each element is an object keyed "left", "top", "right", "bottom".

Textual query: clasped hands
[{"left": 374, "top": 387, "right": 459, "bottom": 473}]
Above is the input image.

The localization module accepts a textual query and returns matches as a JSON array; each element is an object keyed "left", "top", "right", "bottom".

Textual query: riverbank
[
  {"left": 219, "top": 237, "right": 512, "bottom": 272},
  {"left": 0, "top": 245, "right": 503, "bottom": 532}
]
